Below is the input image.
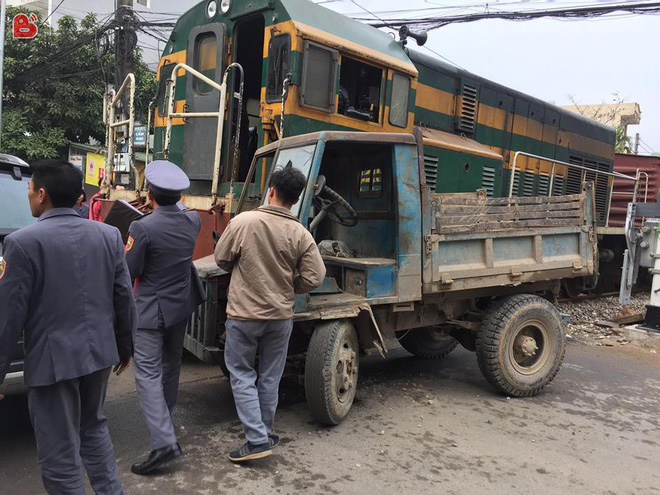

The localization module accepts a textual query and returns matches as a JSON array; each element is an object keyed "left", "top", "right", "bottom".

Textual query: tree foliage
[{"left": 1, "top": 7, "right": 157, "bottom": 160}]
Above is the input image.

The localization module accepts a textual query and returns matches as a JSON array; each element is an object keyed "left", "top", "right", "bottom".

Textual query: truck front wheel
[
  {"left": 304, "top": 319, "right": 359, "bottom": 425},
  {"left": 397, "top": 327, "right": 459, "bottom": 359},
  {"left": 476, "top": 294, "right": 565, "bottom": 397}
]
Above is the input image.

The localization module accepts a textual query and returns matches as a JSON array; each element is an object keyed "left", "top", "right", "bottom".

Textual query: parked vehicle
[
  {"left": 189, "top": 130, "right": 598, "bottom": 424},
  {"left": 0, "top": 153, "right": 34, "bottom": 397}
]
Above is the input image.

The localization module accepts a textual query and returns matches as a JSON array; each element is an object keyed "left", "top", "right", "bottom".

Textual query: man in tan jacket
[{"left": 214, "top": 162, "right": 325, "bottom": 462}]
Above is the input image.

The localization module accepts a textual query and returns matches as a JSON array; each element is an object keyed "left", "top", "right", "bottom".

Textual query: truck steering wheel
[{"left": 311, "top": 175, "right": 358, "bottom": 228}]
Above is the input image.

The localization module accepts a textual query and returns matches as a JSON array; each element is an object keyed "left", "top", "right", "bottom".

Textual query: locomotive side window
[
  {"left": 301, "top": 41, "right": 338, "bottom": 112},
  {"left": 337, "top": 56, "right": 382, "bottom": 123},
  {"left": 358, "top": 167, "right": 383, "bottom": 198},
  {"left": 389, "top": 72, "right": 410, "bottom": 128},
  {"left": 266, "top": 34, "right": 291, "bottom": 103},
  {"left": 193, "top": 33, "right": 218, "bottom": 95}
]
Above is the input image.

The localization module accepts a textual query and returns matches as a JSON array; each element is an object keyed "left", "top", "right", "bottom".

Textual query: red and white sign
[{"left": 13, "top": 13, "right": 39, "bottom": 40}]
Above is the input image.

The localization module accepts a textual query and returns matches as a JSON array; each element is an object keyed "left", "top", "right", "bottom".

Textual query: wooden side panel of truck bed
[{"left": 422, "top": 187, "right": 598, "bottom": 294}]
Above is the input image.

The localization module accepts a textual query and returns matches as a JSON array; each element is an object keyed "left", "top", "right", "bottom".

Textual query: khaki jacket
[{"left": 214, "top": 205, "right": 326, "bottom": 320}]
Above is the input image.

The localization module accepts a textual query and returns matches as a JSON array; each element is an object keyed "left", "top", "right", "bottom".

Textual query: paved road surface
[{"left": 1, "top": 342, "right": 659, "bottom": 495}]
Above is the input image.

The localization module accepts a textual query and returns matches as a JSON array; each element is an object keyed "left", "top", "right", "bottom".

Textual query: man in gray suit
[
  {"left": 126, "top": 160, "right": 205, "bottom": 475},
  {"left": 0, "top": 159, "right": 136, "bottom": 494}
]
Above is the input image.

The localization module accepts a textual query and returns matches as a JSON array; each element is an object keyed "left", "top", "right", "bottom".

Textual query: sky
[{"left": 41, "top": 0, "right": 659, "bottom": 153}]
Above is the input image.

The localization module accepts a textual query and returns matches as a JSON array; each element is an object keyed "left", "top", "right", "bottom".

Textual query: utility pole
[
  {"left": 634, "top": 133, "right": 640, "bottom": 155},
  {"left": 114, "top": 0, "right": 135, "bottom": 90},
  {"left": 0, "top": 0, "right": 7, "bottom": 151}
]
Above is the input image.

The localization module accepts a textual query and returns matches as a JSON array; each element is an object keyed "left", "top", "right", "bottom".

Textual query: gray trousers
[
  {"left": 28, "top": 368, "right": 123, "bottom": 495},
  {"left": 224, "top": 318, "right": 293, "bottom": 445},
  {"left": 133, "top": 319, "right": 187, "bottom": 450}
]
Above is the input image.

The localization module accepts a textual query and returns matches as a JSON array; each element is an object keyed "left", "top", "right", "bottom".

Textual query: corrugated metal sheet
[{"left": 609, "top": 153, "right": 660, "bottom": 227}]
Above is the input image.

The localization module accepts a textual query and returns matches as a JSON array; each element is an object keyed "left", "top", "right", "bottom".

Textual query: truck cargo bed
[{"left": 423, "top": 188, "right": 597, "bottom": 293}]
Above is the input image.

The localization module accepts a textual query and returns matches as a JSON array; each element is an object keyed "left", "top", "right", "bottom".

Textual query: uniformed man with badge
[
  {"left": 125, "top": 161, "right": 205, "bottom": 475},
  {"left": 0, "top": 159, "right": 136, "bottom": 494}
]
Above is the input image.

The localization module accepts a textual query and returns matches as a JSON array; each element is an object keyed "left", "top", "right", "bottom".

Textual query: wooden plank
[
  {"left": 437, "top": 202, "right": 582, "bottom": 214},
  {"left": 594, "top": 314, "right": 644, "bottom": 328},
  {"left": 437, "top": 209, "right": 583, "bottom": 225},
  {"left": 437, "top": 218, "right": 582, "bottom": 234},
  {"left": 437, "top": 193, "right": 583, "bottom": 206}
]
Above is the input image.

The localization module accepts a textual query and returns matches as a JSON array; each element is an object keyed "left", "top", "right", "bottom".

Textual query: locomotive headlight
[
  {"left": 220, "top": 0, "right": 231, "bottom": 14},
  {"left": 206, "top": 0, "right": 218, "bottom": 18}
]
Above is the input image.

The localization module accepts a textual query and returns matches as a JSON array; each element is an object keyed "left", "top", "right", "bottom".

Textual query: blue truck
[{"left": 190, "top": 130, "right": 598, "bottom": 424}]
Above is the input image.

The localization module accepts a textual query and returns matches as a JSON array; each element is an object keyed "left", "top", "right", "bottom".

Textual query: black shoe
[
  {"left": 131, "top": 443, "right": 182, "bottom": 475},
  {"left": 268, "top": 434, "right": 281, "bottom": 449},
  {"left": 228, "top": 442, "right": 272, "bottom": 462}
]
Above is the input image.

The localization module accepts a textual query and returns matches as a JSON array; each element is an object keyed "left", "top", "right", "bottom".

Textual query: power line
[
  {"left": 40, "top": 0, "right": 65, "bottom": 26},
  {"left": 346, "top": 0, "right": 466, "bottom": 69},
  {"left": 422, "top": 45, "right": 466, "bottom": 70},
  {"left": 638, "top": 137, "right": 657, "bottom": 154},
  {"left": 14, "top": 11, "right": 116, "bottom": 82},
  {"left": 357, "top": 1, "right": 660, "bottom": 30},
  {"left": 138, "top": 26, "right": 169, "bottom": 44}
]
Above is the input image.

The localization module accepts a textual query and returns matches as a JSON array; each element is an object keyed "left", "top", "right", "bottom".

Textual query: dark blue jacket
[
  {"left": 125, "top": 205, "right": 205, "bottom": 329},
  {"left": 0, "top": 208, "right": 136, "bottom": 387}
]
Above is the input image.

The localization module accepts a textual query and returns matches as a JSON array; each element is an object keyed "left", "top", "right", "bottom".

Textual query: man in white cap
[{"left": 125, "top": 160, "right": 205, "bottom": 475}]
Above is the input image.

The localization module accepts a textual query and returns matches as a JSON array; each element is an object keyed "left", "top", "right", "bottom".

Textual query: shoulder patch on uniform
[
  {"left": 125, "top": 235, "right": 135, "bottom": 252},
  {"left": 0, "top": 258, "right": 6, "bottom": 280}
]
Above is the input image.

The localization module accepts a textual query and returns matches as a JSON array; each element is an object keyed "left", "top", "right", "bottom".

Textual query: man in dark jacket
[
  {"left": 125, "top": 160, "right": 205, "bottom": 475},
  {"left": 0, "top": 159, "right": 136, "bottom": 494}
]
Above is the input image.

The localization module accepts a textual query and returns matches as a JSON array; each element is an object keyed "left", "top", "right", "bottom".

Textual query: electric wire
[
  {"left": 638, "top": 138, "right": 657, "bottom": 154},
  {"left": 346, "top": 0, "right": 466, "bottom": 69},
  {"left": 354, "top": 1, "right": 660, "bottom": 30}
]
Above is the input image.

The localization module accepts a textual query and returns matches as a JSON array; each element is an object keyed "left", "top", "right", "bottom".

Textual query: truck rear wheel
[
  {"left": 397, "top": 327, "right": 459, "bottom": 359},
  {"left": 476, "top": 294, "right": 565, "bottom": 397},
  {"left": 304, "top": 319, "right": 359, "bottom": 425}
]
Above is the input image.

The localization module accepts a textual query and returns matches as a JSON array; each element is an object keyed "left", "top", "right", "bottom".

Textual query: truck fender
[{"left": 319, "top": 304, "right": 387, "bottom": 358}]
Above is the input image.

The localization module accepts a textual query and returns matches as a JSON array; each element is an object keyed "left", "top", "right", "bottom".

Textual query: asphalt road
[{"left": 1, "top": 341, "right": 659, "bottom": 495}]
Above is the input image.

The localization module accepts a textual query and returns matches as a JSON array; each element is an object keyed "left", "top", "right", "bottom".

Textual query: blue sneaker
[
  {"left": 229, "top": 442, "right": 272, "bottom": 462},
  {"left": 268, "top": 434, "right": 281, "bottom": 449}
]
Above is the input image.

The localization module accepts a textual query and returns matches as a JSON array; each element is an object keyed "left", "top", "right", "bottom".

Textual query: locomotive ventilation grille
[
  {"left": 456, "top": 81, "right": 478, "bottom": 134},
  {"left": 511, "top": 170, "right": 521, "bottom": 194},
  {"left": 424, "top": 155, "right": 439, "bottom": 191},
  {"left": 552, "top": 176, "right": 565, "bottom": 196},
  {"left": 537, "top": 173, "right": 550, "bottom": 196},
  {"left": 481, "top": 166, "right": 495, "bottom": 197},
  {"left": 523, "top": 172, "right": 535, "bottom": 197},
  {"left": 567, "top": 156, "right": 609, "bottom": 223}
]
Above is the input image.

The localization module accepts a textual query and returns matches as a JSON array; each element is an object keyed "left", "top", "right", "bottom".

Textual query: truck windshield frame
[{"left": 262, "top": 144, "right": 318, "bottom": 218}]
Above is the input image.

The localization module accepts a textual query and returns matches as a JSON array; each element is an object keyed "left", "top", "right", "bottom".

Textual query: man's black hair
[
  {"left": 151, "top": 191, "right": 181, "bottom": 206},
  {"left": 30, "top": 160, "right": 84, "bottom": 208},
  {"left": 270, "top": 161, "right": 306, "bottom": 205}
]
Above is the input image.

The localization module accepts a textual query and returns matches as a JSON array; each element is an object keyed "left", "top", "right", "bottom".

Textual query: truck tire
[
  {"left": 305, "top": 319, "right": 359, "bottom": 425},
  {"left": 397, "top": 327, "right": 459, "bottom": 359},
  {"left": 476, "top": 294, "right": 565, "bottom": 397}
]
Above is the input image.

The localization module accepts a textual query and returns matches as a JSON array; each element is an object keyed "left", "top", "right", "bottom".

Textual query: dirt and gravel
[
  {"left": 2, "top": 343, "right": 660, "bottom": 495},
  {"left": 555, "top": 292, "right": 657, "bottom": 349},
  {"left": 2, "top": 296, "right": 659, "bottom": 494}
]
